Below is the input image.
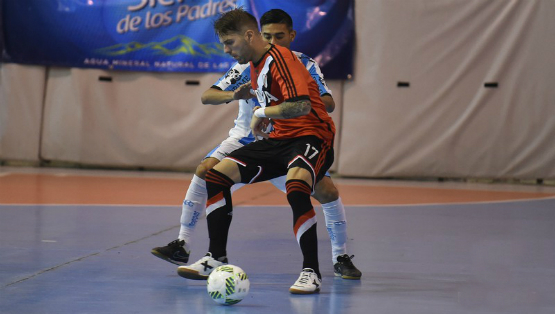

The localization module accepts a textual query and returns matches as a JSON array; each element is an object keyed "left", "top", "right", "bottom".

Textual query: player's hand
[
  {"left": 233, "top": 82, "right": 254, "bottom": 100},
  {"left": 251, "top": 106, "right": 270, "bottom": 140}
]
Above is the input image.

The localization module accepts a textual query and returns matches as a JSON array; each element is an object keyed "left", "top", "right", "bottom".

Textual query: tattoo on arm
[{"left": 280, "top": 100, "right": 311, "bottom": 118}]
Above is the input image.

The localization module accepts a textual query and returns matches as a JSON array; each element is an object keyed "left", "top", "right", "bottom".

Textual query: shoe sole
[
  {"left": 334, "top": 272, "right": 361, "bottom": 280},
  {"left": 177, "top": 267, "right": 209, "bottom": 280},
  {"left": 151, "top": 250, "right": 187, "bottom": 266},
  {"left": 289, "top": 287, "right": 320, "bottom": 294}
]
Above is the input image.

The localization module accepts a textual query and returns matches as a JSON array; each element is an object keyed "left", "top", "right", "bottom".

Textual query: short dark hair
[
  {"left": 214, "top": 8, "right": 259, "bottom": 37},
  {"left": 260, "top": 9, "right": 293, "bottom": 30}
]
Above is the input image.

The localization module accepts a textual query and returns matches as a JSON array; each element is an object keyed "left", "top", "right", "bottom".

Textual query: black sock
[
  {"left": 286, "top": 179, "right": 320, "bottom": 277},
  {"left": 205, "top": 169, "right": 234, "bottom": 260}
]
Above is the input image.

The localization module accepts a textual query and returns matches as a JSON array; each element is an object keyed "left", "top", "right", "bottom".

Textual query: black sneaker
[
  {"left": 334, "top": 254, "right": 362, "bottom": 280},
  {"left": 151, "top": 239, "right": 190, "bottom": 265}
]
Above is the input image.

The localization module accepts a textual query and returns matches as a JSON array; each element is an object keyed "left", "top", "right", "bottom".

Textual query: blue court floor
[{"left": 2, "top": 195, "right": 555, "bottom": 313}]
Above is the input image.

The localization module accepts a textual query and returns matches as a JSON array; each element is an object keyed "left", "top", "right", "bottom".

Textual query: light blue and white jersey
[
  {"left": 211, "top": 51, "right": 332, "bottom": 145},
  {"left": 213, "top": 62, "right": 258, "bottom": 145}
]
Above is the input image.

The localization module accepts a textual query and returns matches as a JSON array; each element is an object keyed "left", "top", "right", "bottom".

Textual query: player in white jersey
[{"left": 152, "top": 9, "right": 361, "bottom": 280}]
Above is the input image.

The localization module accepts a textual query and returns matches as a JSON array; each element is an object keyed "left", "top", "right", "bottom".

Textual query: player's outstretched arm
[
  {"left": 279, "top": 100, "right": 312, "bottom": 118},
  {"left": 201, "top": 88, "right": 235, "bottom": 105},
  {"left": 201, "top": 82, "right": 253, "bottom": 105},
  {"left": 253, "top": 99, "right": 311, "bottom": 119},
  {"left": 250, "top": 100, "right": 311, "bottom": 140},
  {"left": 233, "top": 82, "right": 255, "bottom": 101}
]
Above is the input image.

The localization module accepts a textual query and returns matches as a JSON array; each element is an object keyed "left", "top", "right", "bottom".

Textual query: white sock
[
  {"left": 178, "top": 175, "right": 207, "bottom": 252},
  {"left": 321, "top": 197, "right": 348, "bottom": 264}
]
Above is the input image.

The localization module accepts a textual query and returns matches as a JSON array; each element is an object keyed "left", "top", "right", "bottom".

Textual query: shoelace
[
  {"left": 297, "top": 272, "right": 312, "bottom": 284},
  {"left": 338, "top": 254, "right": 355, "bottom": 266},
  {"left": 168, "top": 239, "right": 184, "bottom": 247},
  {"left": 192, "top": 255, "right": 212, "bottom": 266}
]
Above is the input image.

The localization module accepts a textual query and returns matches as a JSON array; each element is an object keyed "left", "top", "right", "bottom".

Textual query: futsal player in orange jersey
[{"left": 178, "top": 8, "right": 335, "bottom": 294}]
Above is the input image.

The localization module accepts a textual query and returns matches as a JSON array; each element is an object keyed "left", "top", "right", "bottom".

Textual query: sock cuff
[
  {"left": 321, "top": 197, "right": 341, "bottom": 209},
  {"left": 206, "top": 169, "right": 235, "bottom": 188},
  {"left": 191, "top": 174, "right": 206, "bottom": 188},
  {"left": 285, "top": 179, "right": 312, "bottom": 195}
]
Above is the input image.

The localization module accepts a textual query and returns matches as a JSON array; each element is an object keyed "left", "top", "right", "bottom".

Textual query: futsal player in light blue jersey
[{"left": 152, "top": 9, "right": 361, "bottom": 280}]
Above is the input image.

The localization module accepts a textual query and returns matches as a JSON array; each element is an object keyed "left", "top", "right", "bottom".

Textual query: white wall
[
  {"left": 40, "top": 68, "right": 236, "bottom": 169},
  {"left": 339, "top": 0, "right": 555, "bottom": 179},
  {"left": 0, "top": 63, "right": 45, "bottom": 162}
]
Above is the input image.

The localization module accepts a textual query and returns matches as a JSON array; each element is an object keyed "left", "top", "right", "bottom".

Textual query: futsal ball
[{"left": 206, "top": 265, "right": 250, "bottom": 305}]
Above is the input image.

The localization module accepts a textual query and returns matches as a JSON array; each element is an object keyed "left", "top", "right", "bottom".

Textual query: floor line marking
[
  {"left": 4, "top": 252, "right": 102, "bottom": 287},
  {"left": 4, "top": 225, "right": 178, "bottom": 287}
]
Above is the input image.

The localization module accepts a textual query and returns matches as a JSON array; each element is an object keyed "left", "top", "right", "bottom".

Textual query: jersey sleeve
[
  {"left": 306, "top": 59, "right": 333, "bottom": 97},
  {"left": 213, "top": 62, "right": 251, "bottom": 92}
]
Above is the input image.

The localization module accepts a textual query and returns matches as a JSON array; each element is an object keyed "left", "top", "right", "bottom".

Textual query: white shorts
[{"left": 204, "top": 137, "right": 247, "bottom": 161}]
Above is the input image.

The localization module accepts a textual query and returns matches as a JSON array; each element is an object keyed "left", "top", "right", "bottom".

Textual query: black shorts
[{"left": 225, "top": 135, "right": 334, "bottom": 189}]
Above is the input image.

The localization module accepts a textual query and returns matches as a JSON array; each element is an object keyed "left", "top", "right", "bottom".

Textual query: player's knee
[
  {"left": 195, "top": 164, "right": 209, "bottom": 179},
  {"left": 313, "top": 180, "right": 339, "bottom": 204},
  {"left": 195, "top": 158, "right": 219, "bottom": 179}
]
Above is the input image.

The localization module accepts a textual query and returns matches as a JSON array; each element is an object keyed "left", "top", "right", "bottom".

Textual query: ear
[
  {"left": 245, "top": 30, "right": 255, "bottom": 43},
  {"left": 290, "top": 30, "right": 297, "bottom": 42}
]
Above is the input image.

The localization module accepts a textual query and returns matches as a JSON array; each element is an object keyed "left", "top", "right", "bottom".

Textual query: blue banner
[{"left": 1, "top": 0, "right": 354, "bottom": 79}]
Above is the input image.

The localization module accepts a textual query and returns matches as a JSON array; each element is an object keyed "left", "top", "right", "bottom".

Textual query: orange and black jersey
[{"left": 250, "top": 44, "right": 335, "bottom": 143}]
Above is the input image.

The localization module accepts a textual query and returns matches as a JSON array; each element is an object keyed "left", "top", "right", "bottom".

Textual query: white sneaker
[
  {"left": 289, "top": 268, "right": 321, "bottom": 294},
  {"left": 177, "top": 253, "right": 227, "bottom": 280}
]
